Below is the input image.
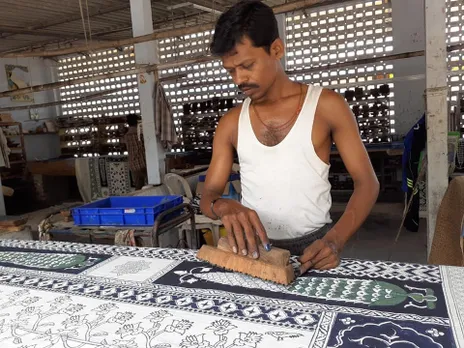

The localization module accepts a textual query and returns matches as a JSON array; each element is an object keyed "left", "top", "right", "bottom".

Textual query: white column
[
  {"left": 129, "top": 0, "right": 164, "bottom": 185},
  {"left": 424, "top": 0, "right": 449, "bottom": 256}
]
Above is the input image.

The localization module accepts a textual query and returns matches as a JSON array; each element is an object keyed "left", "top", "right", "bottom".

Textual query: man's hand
[
  {"left": 215, "top": 199, "right": 271, "bottom": 259},
  {"left": 298, "top": 238, "right": 340, "bottom": 274}
]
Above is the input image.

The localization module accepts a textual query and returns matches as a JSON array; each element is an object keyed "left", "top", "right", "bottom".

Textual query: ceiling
[{"left": 0, "top": 0, "right": 287, "bottom": 55}]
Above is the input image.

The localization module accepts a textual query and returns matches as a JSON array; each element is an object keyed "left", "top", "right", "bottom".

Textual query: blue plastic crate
[{"left": 72, "top": 195, "right": 183, "bottom": 226}]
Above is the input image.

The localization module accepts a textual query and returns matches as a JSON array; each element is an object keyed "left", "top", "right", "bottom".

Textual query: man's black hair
[
  {"left": 210, "top": 0, "right": 279, "bottom": 56},
  {"left": 126, "top": 113, "right": 139, "bottom": 127}
]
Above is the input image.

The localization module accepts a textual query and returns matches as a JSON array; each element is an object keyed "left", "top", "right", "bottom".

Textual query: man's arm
[
  {"left": 300, "top": 89, "right": 379, "bottom": 272},
  {"left": 200, "top": 108, "right": 270, "bottom": 258},
  {"left": 200, "top": 110, "right": 237, "bottom": 219}
]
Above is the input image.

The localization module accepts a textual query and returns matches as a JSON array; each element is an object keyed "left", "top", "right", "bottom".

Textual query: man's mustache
[{"left": 238, "top": 83, "right": 259, "bottom": 90}]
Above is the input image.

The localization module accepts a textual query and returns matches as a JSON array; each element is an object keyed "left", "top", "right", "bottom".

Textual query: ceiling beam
[
  {"left": 0, "top": 3, "right": 130, "bottom": 41},
  {"left": 1, "top": 0, "right": 345, "bottom": 58},
  {"left": 0, "top": 25, "right": 88, "bottom": 40},
  {"left": 0, "top": 11, "right": 214, "bottom": 54},
  {"left": 167, "top": 1, "right": 225, "bottom": 15},
  {"left": 92, "top": 10, "right": 213, "bottom": 38},
  {"left": 0, "top": 2, "right": 215, "bottom": 54},
  {"left": 92, "top": 11, "right": 214, "bottom": 39}
]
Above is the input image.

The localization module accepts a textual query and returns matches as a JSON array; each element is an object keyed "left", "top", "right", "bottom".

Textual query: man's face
[{"left": 222, "top": 36, "right": 282, "bottom": 101}]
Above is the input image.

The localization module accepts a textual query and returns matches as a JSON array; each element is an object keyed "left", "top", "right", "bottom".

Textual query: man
[
  {"left": 124, "top": 113, "right": 147, "bottom": 190},
  {"left": 200, "top": 1, "right": 379, "bottom": 273}
]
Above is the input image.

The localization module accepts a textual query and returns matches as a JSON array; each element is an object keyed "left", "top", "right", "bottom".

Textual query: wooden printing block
[{"left": 197, "top": 237, "right": 295, "bottom": 285}]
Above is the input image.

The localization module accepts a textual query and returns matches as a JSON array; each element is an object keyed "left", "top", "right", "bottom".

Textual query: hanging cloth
[{"left": 153, "top": 80, "right": 178, "bottom": 149}]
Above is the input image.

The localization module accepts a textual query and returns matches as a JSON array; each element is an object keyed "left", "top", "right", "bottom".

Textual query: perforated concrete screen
[
  {"left": 58, "top": 0, "right": 399, "bottom": 155},
  {"left": 158, "top": 30, "right": 235, "bottom": 152},
  {"left": 58, "top": 47, "right": 140, "bottom": 118},
  {"left": 57, "top": 47, "right": 139, "bottom": 156},
  {"left": 447, "top": 0, "right": 464, "bottom": 119},
  {"left": 286, "top": 0, "right": 395, "bottom": 140}
]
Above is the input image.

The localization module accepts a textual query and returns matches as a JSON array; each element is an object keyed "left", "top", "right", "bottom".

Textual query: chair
[
  {"left": 164, "top": 173, "right": 222, "bottom": 246},
  {"left": 164, "top": 173, "right": 194, "bottom": 200},
  {"left": 428, "top": 176, "right": 464, "bottom": 266}
]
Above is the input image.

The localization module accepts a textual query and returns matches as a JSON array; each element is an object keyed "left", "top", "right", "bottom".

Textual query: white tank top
[{"left": 237, "top": 84, "right": 332, "bottom": 240}]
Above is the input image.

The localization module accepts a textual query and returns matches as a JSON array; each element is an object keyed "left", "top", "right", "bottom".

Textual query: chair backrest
[
  {"left": 164, "top": 173, "right": 193, "bottom": 199},
  {"left": 428, "top": 176, "right": 464, "bottom": 266}
]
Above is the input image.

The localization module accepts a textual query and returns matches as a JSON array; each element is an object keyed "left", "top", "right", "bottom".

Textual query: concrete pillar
[
  {"left": 129, "top": 0, "right": 164, "bottom": 185},
  {"left": 391, "top": 0, "right": 426, "bottom": 136},
  {"left": 424, "top": 0, "right": 449, "bottom": 255}
]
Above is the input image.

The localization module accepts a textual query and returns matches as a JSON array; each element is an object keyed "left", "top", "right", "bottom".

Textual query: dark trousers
[{"left": 269, "top": 224, "right": 332, "bottom": 256}]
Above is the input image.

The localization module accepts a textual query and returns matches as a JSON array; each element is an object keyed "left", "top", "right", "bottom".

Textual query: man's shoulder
[
  {"left": 217, "top": 104, "right": 243, "bottom": 130},
  {"left": 214, "top": 104, "right": 244, "bottom": 148},
  {"left": 222, "top": 103, "right": 243, "bottom": 121},
  {"left": 317, "top": 88, "right": 345, "bottom": 107},
  {"left": 315, "top": 88, "right": 351, "bottom": 125}
]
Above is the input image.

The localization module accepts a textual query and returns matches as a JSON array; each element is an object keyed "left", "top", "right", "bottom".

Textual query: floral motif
[
  {"left": 18, "top": 306, "right": 41, "bottom": 318},
  {"left": 11, "top": 290, "right": 29, "bottom": 298},
  {"left": 426, "top": 328, "right": 445, "bottom": 338},
  {"left": 61, "top": 304, "right": 84, "bottom": 315},
  {"left": 340, "top": 317, "right": 356, "bottom": 325},
  {"left": 20, "top": 297, "right": 40, "bottom": 307},
  {"left": 95, "top": 303, "right": 118, "bottom": 315},
  {"left": 10, "top": 317, "right": 31, "bottom": 327},
  {"left": 334, "top": 321, "right": 444, "bottom": 348},
  {"left": 232, "top": 332, "right": 263, "bottom": 348},
  {"left": 49, "top": 295, "right": 72, "bottom": 309},
  {"left": 116, "top": 323, "right": 144, "bottom": 338},
  {"left": 57, "top": 328, "right": 79, "bottom": 337},
  {"left": 62, "top": 315, "right": 88, "bottom": 328},
  {"left": 180, "top": 334, "right": 212, "bottom": 348},
  {"left": 145, "top": 310, "right": 172, "bottom": 323},
  {"left": 109, "top": 312, "right": 135, "bottom": 325},
  {"left": 165, "top": 319, "right": 194, "bottom": 335},
  {"left": 206, "top": 320, "right": 238, "bottom": 336}
]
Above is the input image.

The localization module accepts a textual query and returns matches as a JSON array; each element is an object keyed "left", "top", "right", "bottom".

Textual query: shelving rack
[{"left": 56, "top": 116, "right": 129, "bottom": 157}]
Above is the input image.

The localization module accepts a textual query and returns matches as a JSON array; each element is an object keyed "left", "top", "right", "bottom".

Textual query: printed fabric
[
  {"left": 124, "top": 127, "right": 147, "bottom": 172},
  {"left": 0, "top": 240, "right": 461, "bottom": 347}
]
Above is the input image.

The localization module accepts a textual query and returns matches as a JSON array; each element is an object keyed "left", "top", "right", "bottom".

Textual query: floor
[
  {"left": 332, "top": 202, "right": 428, "bottom": 264},
  {"left": 0, "top": 201, "right": 428, "bottom": 264}
]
